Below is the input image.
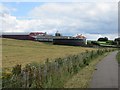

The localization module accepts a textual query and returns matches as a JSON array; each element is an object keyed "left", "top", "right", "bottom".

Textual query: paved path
[{"left": 90, "top": 51, "right": 118, "bottom": 88}]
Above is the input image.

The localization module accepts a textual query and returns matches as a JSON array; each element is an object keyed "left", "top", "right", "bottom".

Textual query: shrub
[{"left": 98, "top": 37, "right": 108, "bottom": 41}]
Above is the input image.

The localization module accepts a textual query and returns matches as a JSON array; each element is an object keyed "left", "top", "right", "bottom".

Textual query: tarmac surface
[{"left": 90, "top": 51, "right": 118, "bottom": 88}]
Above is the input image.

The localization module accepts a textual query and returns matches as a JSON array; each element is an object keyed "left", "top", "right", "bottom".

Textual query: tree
[
  {"left": 55, "top": 31, "right": 62, "bottom": 36},
  {"left": 98, "top": 37, "right": 108, "bottom": 41}
]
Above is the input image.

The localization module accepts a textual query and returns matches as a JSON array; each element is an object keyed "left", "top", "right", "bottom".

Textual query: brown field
[{"left": 2, "top": 38, "right": 95, "bottom": 69}]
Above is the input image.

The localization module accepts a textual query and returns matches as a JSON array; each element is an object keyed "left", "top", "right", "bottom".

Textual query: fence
[{"left": 2, "top": 48, "right": 115, "bottom": 88}]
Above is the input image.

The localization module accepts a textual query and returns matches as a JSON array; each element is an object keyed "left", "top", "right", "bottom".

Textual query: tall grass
[
  {"left": 2, "top": 48, "right": 115, "bottom": 88},
  {"left": 2, "top": 38, "right": 95, "bottom": 68}
]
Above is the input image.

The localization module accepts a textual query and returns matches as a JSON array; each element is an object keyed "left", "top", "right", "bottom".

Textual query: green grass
[
  {"left": 117, "top": 50, "right": 120, "bottom": 63},
  {"left": 98, "top": 41, "right": 106, "bottom": 44},
  {"left": 64, "top": 53, "right": 109, "bottom": 88},
  {"left": 2, "top": 38, "right": 95, "bottom": 69}
]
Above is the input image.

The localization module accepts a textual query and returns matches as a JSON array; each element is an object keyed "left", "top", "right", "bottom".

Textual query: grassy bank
[
  {"left": 64, "top": 52, "right": 109, "bottom": 88},
  {"left": 2, "top": 38, "right": 95, "bottom": 69},
  {"left": 117, "top": 50, "right": 120, "bottom": 63}
]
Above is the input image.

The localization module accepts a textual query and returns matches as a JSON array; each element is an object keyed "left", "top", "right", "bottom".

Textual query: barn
[{"left": 2, "top": 35, "right": 34, "bottom": 40}]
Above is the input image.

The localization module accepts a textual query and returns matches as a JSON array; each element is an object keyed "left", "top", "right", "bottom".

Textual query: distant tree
[
  {"left": 98, "top": 37, "right": 108, "bottom": 41},
  {"left": 55, "top": 31, "right": 62, "bottom": 36}
]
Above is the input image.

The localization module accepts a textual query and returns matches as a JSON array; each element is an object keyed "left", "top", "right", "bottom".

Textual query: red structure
[
  {"left": 29, "top": 32, "right": 46, "bottom": 37},
  {"left": 75, "top": 34, "right": 86, "bottom": 39},
  {"left": 2, "top": 32, "right": 46, "bottom": 40}
]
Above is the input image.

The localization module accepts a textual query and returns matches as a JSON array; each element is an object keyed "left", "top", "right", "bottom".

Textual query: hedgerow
[{"left": 2, "top": 48, "right": 115, "bottom": 88}]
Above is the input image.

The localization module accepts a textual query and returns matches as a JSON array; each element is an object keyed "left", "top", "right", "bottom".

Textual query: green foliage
[
  {"left": 12, "top": 64, "right": 21, "bottom": 75},
  {"left": 89, "top": 40, "right": 115, "bottom": 47},
  {"left": 98, "top": 37, "right": 108, "bottom": 41},
  {"left": 2, "top": 48, "right": 115, "bottom": 88}
]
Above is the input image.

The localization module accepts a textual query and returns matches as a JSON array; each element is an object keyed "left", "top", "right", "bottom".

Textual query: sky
[{"left": 0, "top": 0, "right": 119, "bottom": 40}]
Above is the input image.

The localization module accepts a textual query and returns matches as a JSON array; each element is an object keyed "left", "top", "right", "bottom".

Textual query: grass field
[{"left": 2, "top": 38, "right": 95, "bottom": 69}]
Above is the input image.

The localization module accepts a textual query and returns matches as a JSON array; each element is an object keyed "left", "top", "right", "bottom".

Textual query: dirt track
[{"left": 90, "top": 51, "right": 118, "bottom": 88}]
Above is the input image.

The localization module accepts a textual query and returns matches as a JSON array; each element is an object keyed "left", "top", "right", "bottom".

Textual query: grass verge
[
  {"left": 64, "top": 52, "right": 109, "bottom": 88},
  {"left": 116, "top": 50, "right": 120, "bottom": 63}
]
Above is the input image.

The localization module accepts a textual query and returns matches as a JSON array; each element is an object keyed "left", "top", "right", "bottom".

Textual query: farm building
[
  {"left": 2, "top": 35, "right": 34, "bottom": 40},
  {"left": 114, "top": 37, "right": 120, "bottom": 46},
  {"left": 53, "top": 38, "right": 86, "bottom": 46},
  {"left": 2, "top": 32, "right": 87, "bottom": 46},
  {"left": 35, "top": 32, "right": 87, "bottom": 46},
  {"left": 2, "top": 32, "right": 45, "bottom": 40},
  {"left": 53, "top": 34, "right": 86, "bottom": 46}
]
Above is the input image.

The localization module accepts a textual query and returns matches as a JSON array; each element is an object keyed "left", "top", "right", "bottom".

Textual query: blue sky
[
  {"left": 2, "top": 2, "right": 44, "bottom": 19},
  {"left": 0, "top": 1, "right": 118, "bottom": 40}
]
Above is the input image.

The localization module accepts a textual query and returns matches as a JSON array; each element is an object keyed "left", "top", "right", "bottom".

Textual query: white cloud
[
  {"left": 0, "top": 3, "right": 16, "bottom": 14},
  {"left": 0, "top": 3, "right": 9, "bottom": 13},
  {"left": 1, "top": 2, "right": 118, "bottom": 40},
  {"left": 1, "top": 0, "right": 119, "bottom": 3},
  {"left": 84, "top": 33, "right": 118, "bottom": 40},
  {"left": 2, "top": 14, "right": 42, "bottom": 33},
  {"left": 28, "top": 3, "right": 118, "bottom": 35}
]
